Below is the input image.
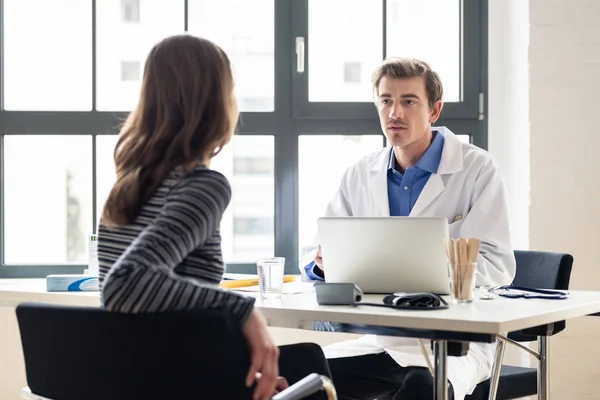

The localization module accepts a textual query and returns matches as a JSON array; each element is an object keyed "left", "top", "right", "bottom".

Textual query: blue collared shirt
[
  {"left": 303, "top": 131, "right": 445, "bottom": 280},
  {"left": 387, "top": 131, "right": 445, "bottom": 216}
]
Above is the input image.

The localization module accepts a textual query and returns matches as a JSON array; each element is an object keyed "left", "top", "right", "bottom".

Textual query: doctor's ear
[{"left": 429, "top": 100, "right": 443, "bottom": 123}]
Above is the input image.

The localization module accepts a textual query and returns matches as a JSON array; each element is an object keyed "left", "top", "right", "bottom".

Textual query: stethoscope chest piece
[{"left": 480, "top": 292, "right": 498, "bottom": 300}]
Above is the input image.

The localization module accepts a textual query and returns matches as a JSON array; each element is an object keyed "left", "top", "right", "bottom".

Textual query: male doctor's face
[{"left": 376, "top": 75, "right": 442, "bottom": 148}]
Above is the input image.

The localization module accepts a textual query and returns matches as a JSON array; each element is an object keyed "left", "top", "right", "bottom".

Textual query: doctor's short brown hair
[{"left": 371, "top": 57, "right": 443, "bottom": 109}]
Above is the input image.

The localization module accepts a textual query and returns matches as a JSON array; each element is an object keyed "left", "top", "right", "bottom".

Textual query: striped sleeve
[{"left": 100, "top": 170, "right": 255, "bottom": 324}]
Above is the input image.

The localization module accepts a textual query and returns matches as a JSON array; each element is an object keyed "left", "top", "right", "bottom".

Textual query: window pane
[
  {"left": 3, "top": 0, "right": 92, "bottom": 111},
  {"left": 457, "top": 134, "right": 470, "bottom": 143},
  {"left": 96, "top": 135, "right": 275, "bottom": 263},
  {"left": 386, "top": 0, "right": 461, "bottom": 102},
  {"left": 308, "top": 0, "right": 383, "bottom": 102},
  {"left": 4, "top": 136, "right": 92, "bottom": 264},
  {"left": 96, "top": 0, "right": 184, "bottom": 111},
  {"left": 298, "top": 135, "right": 384, "bottom": 255},
  {"left": 188, "top": 0, "right": 274, "bottom": 112},
  {"left": 96, "top": 135, "right": 120, "bottom": 224},
  {"left": 211, "top": 136, "right": 275, "bottom": 263}
]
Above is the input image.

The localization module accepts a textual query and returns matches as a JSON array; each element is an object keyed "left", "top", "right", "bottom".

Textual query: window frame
[
  {"left": 0, "top": 0, "right": 488, "bottom": 277},
  {"left": 291, "top": 0, "right": 485, "bottom": 121}
]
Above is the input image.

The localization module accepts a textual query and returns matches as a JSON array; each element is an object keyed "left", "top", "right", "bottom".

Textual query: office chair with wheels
[
  {"left": 467, "top": 250, "right": 573, "bottom": 400},
  {"left": 16, "top": 303, "right": 336, "bottom": 400}
]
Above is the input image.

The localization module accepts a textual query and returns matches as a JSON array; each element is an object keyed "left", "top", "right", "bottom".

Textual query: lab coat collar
[
  {"left": 435, "top": 126, "right": 464, "bottom": 174},
  {"left": 367, "top": 126, "right": 464, "bottom": 216}
]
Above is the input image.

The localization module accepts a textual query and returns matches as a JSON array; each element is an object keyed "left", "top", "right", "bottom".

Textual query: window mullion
[
  {"left": 0, "top": 135, "right": 5, "bottom": 265},
  {"left": 184, "top": 0, "right": 188, "bottom": 32},
  {"left": 92, "top": 134, "right": 97, "bottom": 234}
]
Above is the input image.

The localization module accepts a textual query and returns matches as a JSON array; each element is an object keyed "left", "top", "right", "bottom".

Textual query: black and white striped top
[{"left": 97, "top": 166, "right": 255, "bottom": 324}]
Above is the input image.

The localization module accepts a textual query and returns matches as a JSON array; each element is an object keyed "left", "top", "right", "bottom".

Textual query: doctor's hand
[
  {"left": 314, "top": 246, "right": 324, "bottom": 271},
  {"left": 242, "top": 309, "right": 280, "bottom": 400}
]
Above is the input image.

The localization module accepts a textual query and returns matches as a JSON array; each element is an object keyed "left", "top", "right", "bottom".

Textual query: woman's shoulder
[{"left": 168, "top": 165, "right": 232, "bottom": 201}]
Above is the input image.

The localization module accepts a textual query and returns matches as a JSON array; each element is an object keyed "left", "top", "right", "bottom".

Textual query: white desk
[
  {"left": 3, "top": 279, "right": 600, "bottom": 400},
  {"left": 250, "top": 288, "right": 600, "bottom": 400},
  {"left": 255, "top": 290, "right": 600, "bottom": 334}
]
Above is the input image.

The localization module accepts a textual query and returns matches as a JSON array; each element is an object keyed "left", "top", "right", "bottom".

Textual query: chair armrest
[{"left": 272, "top": 373, "right": 336, "bottom": 400}]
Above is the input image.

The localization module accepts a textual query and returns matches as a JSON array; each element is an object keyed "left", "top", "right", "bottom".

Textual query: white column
[
  {"left": 487, "top": 0, "right": 530, "bottom": 251},
  {"left": 487, "top": 0, "right": 532, "bottom": 369}
]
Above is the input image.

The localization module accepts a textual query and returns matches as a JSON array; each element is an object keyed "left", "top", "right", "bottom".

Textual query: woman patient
[{"left": 97, "top": 34, "right": 330, "bottom": 400}]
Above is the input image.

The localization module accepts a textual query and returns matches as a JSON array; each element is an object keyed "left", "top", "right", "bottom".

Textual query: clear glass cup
[
  {"left": 448, "top": 262, "right": 477, "bottom": 303},
  {"left": 257, "top": 257, "right": 285, "bottom": 299}
]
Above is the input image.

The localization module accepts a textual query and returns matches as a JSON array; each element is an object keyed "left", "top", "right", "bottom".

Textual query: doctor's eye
[
  {"left": 381, "top": 99, "right": 391, "bottom": 105},
  {"left": 403, "top": 99, "right": 415, "bottom": 106}
]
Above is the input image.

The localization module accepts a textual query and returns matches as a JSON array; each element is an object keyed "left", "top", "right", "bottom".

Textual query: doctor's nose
[{"left": 389, "top": 105, "right": 403, "bottom": 120}]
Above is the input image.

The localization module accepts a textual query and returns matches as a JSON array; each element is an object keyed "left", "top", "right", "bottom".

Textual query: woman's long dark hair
[{"left": 101, "top": 35, "right": 236, "bottom": 226}]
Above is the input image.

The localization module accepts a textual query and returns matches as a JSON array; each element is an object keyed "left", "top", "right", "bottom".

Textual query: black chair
[
  {"left": 16, "top": 303, "right": 336, "bottom": 400},
  {"left": 467, "top": 250, "right": 573, "bottom": 400}
]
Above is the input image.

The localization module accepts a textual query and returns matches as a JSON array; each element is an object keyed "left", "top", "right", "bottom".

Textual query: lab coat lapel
[
  {"left": 367, "top": 149, "right": 391, "bottom": 217},
  {"left": 410, "top": 127, "right": 463, "bottom": 216},
  {"left": 409, "top": 174, "right": 444, "bottom": 216}
]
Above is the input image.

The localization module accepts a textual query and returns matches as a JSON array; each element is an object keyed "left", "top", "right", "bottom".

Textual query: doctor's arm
[
  {"left": 451, "top": 159, "right": 516, "bottom": 287},
  {"left": 299, "top": 180, "right": 353, "bottom": 282}
]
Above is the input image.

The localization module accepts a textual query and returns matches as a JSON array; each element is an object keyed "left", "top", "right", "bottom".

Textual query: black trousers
[
  {"left": 278, "top": 343, "right": 333, "bottom": 400},
  {"left": 327, "top": 353, "right": 455, "bottom": 400}
]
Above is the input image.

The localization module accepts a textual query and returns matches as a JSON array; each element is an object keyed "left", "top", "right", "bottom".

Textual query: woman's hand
[
  {"left": 274, "top": 376, "right": 289, "bottom": 393},
  {"left": 242, "top": 309, "right": 280, "bottom": 400},
  {"left": 255, "top": 375, "right": 289, "bottom": 395}
]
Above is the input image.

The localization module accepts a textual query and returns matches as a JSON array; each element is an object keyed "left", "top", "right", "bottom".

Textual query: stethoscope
[{"left": 481, "top": 285, "right": 570, "bottom": 300}]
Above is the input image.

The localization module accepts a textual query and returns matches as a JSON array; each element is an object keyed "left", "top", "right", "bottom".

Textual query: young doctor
[{"left": 300, "top": 58, "right": 516, "bottom": 400}]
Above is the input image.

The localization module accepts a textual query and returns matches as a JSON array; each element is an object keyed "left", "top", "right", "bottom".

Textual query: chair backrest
[
  {"left": 16, "top": 303, "right": 253, "bottom": 400},
  {"left": 513, "top": 250, "right": 573, "bottom": 290},
  {"left": 509, "top": 250, "right": 574, "bottom": 342}
]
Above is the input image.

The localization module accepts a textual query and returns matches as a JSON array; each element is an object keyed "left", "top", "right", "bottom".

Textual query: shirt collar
[{"left": 387, "top": 130, "right": 445, "bottom": 174}]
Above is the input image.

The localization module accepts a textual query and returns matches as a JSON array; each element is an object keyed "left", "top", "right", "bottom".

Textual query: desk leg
[
  {"left": 488, "top": 338, "right": 506, "bottom": 400},
  {"left": 538, "top": 336, "right": 549, "bottom": 400},
  {"left": 433, "top": 340, "right": 448, "bottom": 400}
]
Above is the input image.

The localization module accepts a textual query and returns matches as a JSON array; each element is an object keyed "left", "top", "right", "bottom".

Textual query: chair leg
[
  {"left": 487, "top": 338, "right": 506, "bottom": 400},
  {"left": 538, "top": 336, "right": 549, "bottom": 400}
]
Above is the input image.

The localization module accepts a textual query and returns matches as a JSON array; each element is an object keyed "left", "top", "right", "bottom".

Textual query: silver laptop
[{"left": 317, "top": 217, "right": 450, "bottom": 294}]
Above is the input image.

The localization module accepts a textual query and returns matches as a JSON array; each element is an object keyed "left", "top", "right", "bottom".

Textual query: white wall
[
  {"left": 487, "top": 0, "right": 532, "bottom": 372},
  {"left": 529, "top": 0, "right": 600, "bottom": 398},
  {"left": 488, "top": 0, "right": 530, "bottom": 252}
]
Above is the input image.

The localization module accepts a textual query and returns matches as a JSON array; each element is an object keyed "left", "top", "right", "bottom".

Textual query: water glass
[
  {"left": 448, "top": 262, "right": 477, "bottom": 303},
  {"left": 257, "top": 257, "right": 285, "bottom": 299}
]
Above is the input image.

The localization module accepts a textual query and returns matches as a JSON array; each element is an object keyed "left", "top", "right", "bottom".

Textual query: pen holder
[{"left": 448, "top": 262, "right": 477, "bottom": 303}]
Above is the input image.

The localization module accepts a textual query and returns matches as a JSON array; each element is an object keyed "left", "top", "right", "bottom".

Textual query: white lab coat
[{"left": 299, "top": 127, "right": 516, "bottom": 400}]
